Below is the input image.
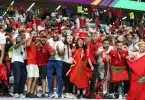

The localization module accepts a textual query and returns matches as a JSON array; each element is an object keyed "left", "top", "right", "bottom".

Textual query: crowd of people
[{"left": 0, "top": 4, "right": 145, "bottom": 99}]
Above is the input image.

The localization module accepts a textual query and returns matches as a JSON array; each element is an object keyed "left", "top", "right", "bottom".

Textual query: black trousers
[
  {"left": 63, "top": 62, "right": 73, "bottom": 93},
  {"left": 12, "top": 61, "right": 27, "bottom": 94}
]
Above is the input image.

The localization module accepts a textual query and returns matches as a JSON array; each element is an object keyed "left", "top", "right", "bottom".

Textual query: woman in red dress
[{"left": 67, "top": 37, "right": 93, "bottom": 99}]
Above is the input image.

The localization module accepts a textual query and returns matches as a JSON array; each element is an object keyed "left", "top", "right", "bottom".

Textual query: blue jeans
[
  {"left": 47, "top": 60, "right": 63, "bottom": 96},
  {"left": 12, "top": 61, "right": 27, "bottom": 94}
]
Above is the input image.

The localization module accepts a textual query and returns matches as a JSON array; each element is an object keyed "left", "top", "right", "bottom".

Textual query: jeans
[
  {"left": 47, "top": 60, "right": 63, "bottom": 96},
  {"left": 12, "top": 61, "right": 27, "bottom": 94}
]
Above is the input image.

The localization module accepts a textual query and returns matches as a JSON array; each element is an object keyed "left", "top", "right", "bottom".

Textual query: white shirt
[
  {"left": 63, "top": 45, "right": 73, "bottom": 64},
  {"left": 11, "top": 43, "right": 25, "bottom": 63},
  {"left": 76, "top": 18, "right": 80, "bottom": 29},
  {"left": 0, "top": 32, "right": 6, "bottom": 50},
  {"left": 47, "top": 38, "right": 64, "bottom": 61}
]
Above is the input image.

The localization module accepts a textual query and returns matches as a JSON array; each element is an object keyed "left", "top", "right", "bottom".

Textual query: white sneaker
[
  {"left": 70, "top": 94, "right": 76, "bottom": 99},
  {"left": 123, "top": 93, "right": 127, "bottom": 99},
  {"left": 48, "top": 93, "right": 56, "bottom": 99},
  {"left": 54, "top": 92, "right": 58, "bottom": 99},
  {"left": 64, "top": 93, "right": 73, "bottom": 99},
  {"left": 13, "top": 93, "right": 19, "bottom": 98},
  {"left": 19, "top": 94, "right": 25, "bottom": 98},
  {"left": 118, "top": 94, "right": 123, "bottom": 99},
  {"left": 55, "top": 94, "right": 64, "bottom": 99}
]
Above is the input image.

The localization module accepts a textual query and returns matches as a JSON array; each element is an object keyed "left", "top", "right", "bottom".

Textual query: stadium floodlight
[
  {"left": 26, "top": 3, "right": 35, "bottom": 12},
  {"left": 3, "top": 1, "right": 15, "bottom": 16},
  {"left": 89, "top": 19, "right": 93, "bottom": 22},
  {"left": 56, "top": 5, "right": 61, "bottom": 11},
  {"left": 122, "top": 16, "right": 127, "bottom": 20},
  {"left": 10, "top": 1, "right": 14, "bottom": 6},
  {"left": 2, "top": 12, "right": 7, "bottom": 16}
]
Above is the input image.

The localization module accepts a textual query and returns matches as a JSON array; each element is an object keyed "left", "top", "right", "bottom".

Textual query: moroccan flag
[
  {"left": 68, "top": 48, "right": 92, "bottom": 89},
  {"left": 127, "top": 55, "right": 145, "bottom": 100}
]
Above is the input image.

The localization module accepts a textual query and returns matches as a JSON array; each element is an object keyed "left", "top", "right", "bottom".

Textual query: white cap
[
  {"left": 61, "top": 26, "right": 67, "bottom": 30},
  {"left": 51, "top": 12, "right": 56, "bottom": 17},
  {"left": 37, "top": 25, "right": 45, "bottom": 31}
]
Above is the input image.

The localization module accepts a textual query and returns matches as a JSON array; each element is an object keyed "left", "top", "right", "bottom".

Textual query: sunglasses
[{"left": 41, "top": 36, "right": 47, "bottom": 38}]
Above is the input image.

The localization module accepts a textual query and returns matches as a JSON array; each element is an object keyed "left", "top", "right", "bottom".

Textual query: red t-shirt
[
  {"left": 112, "top": 9, "right": 116, "bottom": 17},
  {"left": 88, "top": 43, "right": 98, "bottom": 65},
  {"left": 72, "top": 27, "right": 79, "bottom": 37},
  {"left": 80, "top": 19, "right": 86, "bottom": 28},
  {"left": 35, "top": 19, "right": 41, "bottom": 26},
  {"left": 109, "top": 49, "right": 128, "bottom": 66},
  {"left": 26, "top": 42, "right": 37, "bottom": 65},
  {"left": 95, "top": 19, "right": 100, "bottom": 26},
  {"left": 90, "top": 8, "right": 95, "bottom": 14},
  {"left": 114, "top": 21, "right": 120, "bottom": 29},
  {"left": 96, "top": 37, "right": 103, "bottom": 48},
  {"left": 118, "top": 9, "right": 123, "bottom": 19},
  {"left": 36, "top": 44, "right": 53, "bottom": 67}
]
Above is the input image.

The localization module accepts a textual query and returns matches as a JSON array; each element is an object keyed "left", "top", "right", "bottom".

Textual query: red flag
[
  {"left": 127, "top": 55, "right": 145, "bottom": 100},
  {"left": 0, "top": 64, "right": 8, "bottom": 81},
  {"left": 68, "top": 48, "right": 92, "bottom": 89}
]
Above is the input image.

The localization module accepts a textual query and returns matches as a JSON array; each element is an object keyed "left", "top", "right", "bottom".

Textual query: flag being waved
[
  {"left": 67, "top": 48, "right": 92, "bottom": 89},
  {"left": 127, "top": 55, "right": 145, "bottom": 100}
]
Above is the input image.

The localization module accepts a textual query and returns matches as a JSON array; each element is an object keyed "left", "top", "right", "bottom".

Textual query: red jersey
[
  {"left": 26, "top": 42, "right": 37, "bottom": 65},
  {"left": 95, "top": 19, "right": 100, "bottom": 26},
  {"left": 96, "top": 37, "right": 103, "bottom": 48},
  {"left": 109, "top": 49, "right": 128, "bottom": 66},
  {"left": 87, "top": 43, "right": 98, "bottom": 65},
  {"left": 118, "top": 9, "right": 123, "bottom": 19},
  {"left": 80, "top": 19, "right": 86, "bottom": 28},
  {"left": 109, "top": 49, "right": 129, "bottom": 82},
  {"left": 72, "top": 27, "right": 79, "bottom": 37},
  {"left": 36, "top": 44, "right": 53, "bottom": 67}
]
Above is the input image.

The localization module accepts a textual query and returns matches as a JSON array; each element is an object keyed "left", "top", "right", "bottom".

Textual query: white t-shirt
[
  {"left": 47, "top": 38, "right": 65, "bottom": 61},
  {"left": 11, "top": 43, "right": 25, "bottom": 63},
  {"left": 0, "top": 32, "right": 6, "bottom": 50}
]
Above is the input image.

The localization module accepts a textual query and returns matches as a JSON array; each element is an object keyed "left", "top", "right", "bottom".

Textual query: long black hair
[
  {"left": 63, "top": 35, "right": 74, "bottom": 58},
  {"left": 75, "top": 38, "right": 87, "bottom": 53}
]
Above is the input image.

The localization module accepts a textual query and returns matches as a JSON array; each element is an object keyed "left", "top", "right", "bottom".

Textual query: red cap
[{"left": 26, "top": 28, "right": 32, "bottom": 33}]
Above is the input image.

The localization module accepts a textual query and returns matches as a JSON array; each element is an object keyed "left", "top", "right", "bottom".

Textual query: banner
[{"left": 51, "top": 0, "right": 145, "bottom": 11}]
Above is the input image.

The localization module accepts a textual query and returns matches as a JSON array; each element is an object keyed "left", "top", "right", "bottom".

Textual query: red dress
[
  {"left": 68, "top": 48, "right": 92, "bottom": 89},
  {"left": 127, "top": 55, "right": 145, "bottom": 100},
  {"left": 109, "top": 49, "right": 129, "bottom": 82}
]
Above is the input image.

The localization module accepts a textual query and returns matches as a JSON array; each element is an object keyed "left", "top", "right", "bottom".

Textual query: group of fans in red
[{"left": 0, "top": 4, "right": 145, "bottom": 100}]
